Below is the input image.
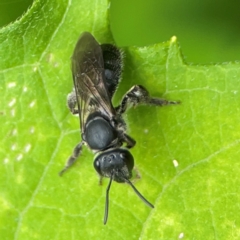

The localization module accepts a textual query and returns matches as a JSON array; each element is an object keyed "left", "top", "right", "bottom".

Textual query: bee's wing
[{"left": 71, "top": 32, "right": 115, "bottom": 133}]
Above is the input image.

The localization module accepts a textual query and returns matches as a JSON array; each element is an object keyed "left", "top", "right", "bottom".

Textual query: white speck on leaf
[
  {"left": 16, "top": 154, "right": 23, "bottom": 161},
  {"left": 29, "top": 101, "right": 36, "bottom": 108},
  {"left": 11, "top": 109, "right": 15, "bottom": 117},
  {"left": 8, "top": 82, "right": 16, "bottom": 88},
  {"left": 11, "top": 144, "right": 17, "bottom": 151},
  {"left": 30, "top": 127, "right": 35, "bottom": 134},
  {"left": 8, "top": 98, "right": 16, "bottom": 107},
  {"left": 178, "top": 232, "right": 184, "bottom": 238},
  {"left": 24, "top": 144, "right": 31, "bottom": 152},
  {"left": 3, "top": 158, "right": 9, "bottom": 164},
  {"left": 173, "top": 159, "right": 179, "bottom": 167},
  {"left": 12, "top": 129, "right": 17, "bottom": 135}
]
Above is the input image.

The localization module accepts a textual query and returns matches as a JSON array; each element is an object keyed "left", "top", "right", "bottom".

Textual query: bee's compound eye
[
  {"left": 95, "top": 159, "right": 100, "bottom": 167},
  {"left": 93, "top": 159, "right": 101, "bottom": 174},
  {"left": 93, "top": 149, "right": 134, "bottom": 180}
]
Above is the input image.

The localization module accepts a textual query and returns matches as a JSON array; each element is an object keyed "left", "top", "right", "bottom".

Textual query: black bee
[{"left": 60, "top": 32, "right": 179, "bottom": 224}]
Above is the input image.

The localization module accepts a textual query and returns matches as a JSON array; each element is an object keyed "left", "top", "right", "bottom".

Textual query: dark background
[{"left": 1, "top": 0, "right": 240, "bottom": 63}]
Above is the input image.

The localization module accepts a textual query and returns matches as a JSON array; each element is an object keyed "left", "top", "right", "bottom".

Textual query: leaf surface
[{"left": 0, "top": 0, "right": 240, "bottom": 239}]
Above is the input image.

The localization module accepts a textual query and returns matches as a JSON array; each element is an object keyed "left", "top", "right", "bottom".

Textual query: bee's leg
[
  {"left": 99, "top": 175, "right": 103, "bottom": 185},
  {"left": 122, "top": 133, "right": 136, "bottom": 148},
  {"left": 59, "top": 142, "right": 83, "bottom": 176},
  {"left": 67, "top": 88, "right": 79, "bottom": 115},
  {"left": 131, "top": 166, "right": 141, "bottom": 183},
  {"left": 134, "top": 166, "right": 141, "bottom": 180},
  {"left": 115, "top": 85, "right": 180, "bottom": 115}
]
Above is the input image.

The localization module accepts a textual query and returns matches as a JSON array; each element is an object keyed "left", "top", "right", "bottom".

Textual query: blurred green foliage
[
  {"left": 1, "top": 0, "right": 240, "bottom": 239},
  {"left": 110, "top": 0, "right": 240, "bottom": 63},
  {"left": 0, "top": 0, "right": 33, "bottom": 26},
  {"left": 1, "top": 0, "right": 240, "bottom": 62}
]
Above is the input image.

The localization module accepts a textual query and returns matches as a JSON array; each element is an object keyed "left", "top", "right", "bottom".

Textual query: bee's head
[
  {"left": 94, "top": 148, "right": 134, "bottom": 183},
  {"left": 93, "top": 148, "right": 154, "bottom": 225}
]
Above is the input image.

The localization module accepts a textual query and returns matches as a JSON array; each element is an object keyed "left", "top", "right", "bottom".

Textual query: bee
[{"left": 60, "top": 32, "right": 179, "bottom": 224}]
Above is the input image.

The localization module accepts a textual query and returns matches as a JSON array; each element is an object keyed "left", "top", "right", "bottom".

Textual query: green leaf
[{"left": 1, "top": 1, "right": 240, "bottom": 240}]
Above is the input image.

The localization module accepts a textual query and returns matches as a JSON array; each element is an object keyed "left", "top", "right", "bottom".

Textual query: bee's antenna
[
  {"left": 104, "top": 172, "right": 114, "bottom": 225},
  {"left": 124, "top": 177, "right": 154, "bottom": 209}
]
